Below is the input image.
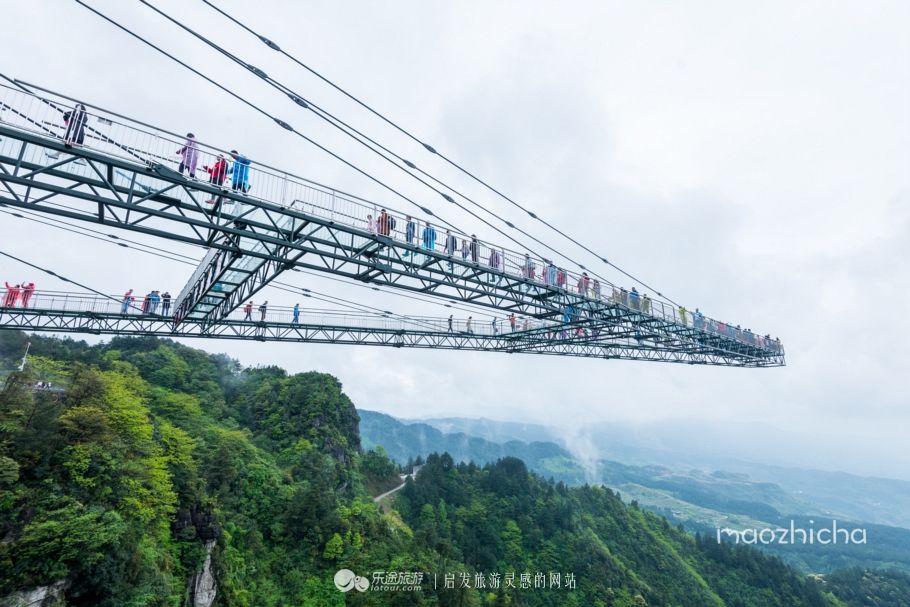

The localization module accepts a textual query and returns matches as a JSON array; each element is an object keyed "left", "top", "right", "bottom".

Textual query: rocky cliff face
[
  {"left": 0, "top": 580, "right": 67, "bottom": 607},
  {"left": 189, "top": 540, "right": 217, "bottom": 607}
]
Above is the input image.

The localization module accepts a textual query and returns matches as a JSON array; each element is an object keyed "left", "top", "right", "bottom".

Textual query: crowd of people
[
  {"left": 174, "top": 132, "right": 252, "bottom": 202},
  {"left": 2, "top": 282, "right": 36, "bottom": 308},
  {"left": 120, "top": 289, "right": 172, "bottom": 316},
  {"left": 356, "top": 209, "right": 782, "bottom": 351}
]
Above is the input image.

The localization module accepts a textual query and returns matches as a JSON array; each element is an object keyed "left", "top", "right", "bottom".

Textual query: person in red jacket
[
  {"left": 204, "top": 154, "right": 229, "bottom": 207},
  {"left": 20, "top": 283, "right": 35, "bottom": 308},
  {"left": 4, "top": 283, "right": 20, "bottom": 307},
  {"left": 205, "top": 154, "right": 229, "bottom": 186}
]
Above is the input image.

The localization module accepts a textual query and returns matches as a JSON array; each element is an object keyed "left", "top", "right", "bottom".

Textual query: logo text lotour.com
[{"left": 716, "top": 520, "right": 867, "bottom": 545}]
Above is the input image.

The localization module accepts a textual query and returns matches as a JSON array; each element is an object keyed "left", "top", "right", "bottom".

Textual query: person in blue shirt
[
  {"left": 629, "top": 287, "right": 640, "bottom": 311},
  {"left": 228, "top": 150, "right": 251, "bottom": 193},
  {"left": 421, "top": 221, "right": 436, "bottom": 251},
  {"left": 292, "top": 303, "right": 300, "bottom": 324}
]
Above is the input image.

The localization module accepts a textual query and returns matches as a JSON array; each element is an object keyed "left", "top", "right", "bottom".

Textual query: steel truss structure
[
  {"left": 0, "top": 83, "right": 784, "bottom": 368},
  {"left": 0, "top": 304, "right": 781, "bottom": 367}
]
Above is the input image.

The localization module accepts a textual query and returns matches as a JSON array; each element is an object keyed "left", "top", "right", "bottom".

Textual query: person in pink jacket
[
  {"left": 177, "top": 133, "right": 199, "bottom": 178},
  {"left": 20, "top": 283, "right": 35, "bottom": 308},
  {"left": 4, "top": 282, "right": 21, "bottom": 307}
]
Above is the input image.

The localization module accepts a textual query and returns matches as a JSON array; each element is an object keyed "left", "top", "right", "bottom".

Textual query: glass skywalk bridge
[{"left": 0, "top": 80, "right": 784, "bottom": 367}]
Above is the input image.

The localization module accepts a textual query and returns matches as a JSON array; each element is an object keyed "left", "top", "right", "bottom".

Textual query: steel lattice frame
[
  {"left": 0, "top": 125, "right": 783, "bottom": 367},
  {"left": 0, "top": 306, "right": 783, "bottom": 367}
]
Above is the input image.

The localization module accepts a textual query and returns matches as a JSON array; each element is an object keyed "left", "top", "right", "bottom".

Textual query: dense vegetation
[{"left": 0, "top": 331, "right": 904, "bottom": 606}]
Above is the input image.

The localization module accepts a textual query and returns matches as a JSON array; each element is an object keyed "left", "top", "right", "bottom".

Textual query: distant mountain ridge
[
  {"left": 410, "top": 413, "right": 910, "bottom": 530},
  {"left": 361, "top": 408, "right": 910, "bottom": 574},
  {"left": 358, "top": 409, "right": 587, "bottom": 484}
]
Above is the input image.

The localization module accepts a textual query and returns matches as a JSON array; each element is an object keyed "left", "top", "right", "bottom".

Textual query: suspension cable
[
  {"left": 197, "top": 0, "right": 680, "bottom": 306},
  {"left": 139, "top": 0, "right": 623, "bottom": 294}
]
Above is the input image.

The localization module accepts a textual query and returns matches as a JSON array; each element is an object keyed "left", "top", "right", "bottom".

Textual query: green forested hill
[{"left": 0, "top": 332, "right": 901, "bottom": 606}]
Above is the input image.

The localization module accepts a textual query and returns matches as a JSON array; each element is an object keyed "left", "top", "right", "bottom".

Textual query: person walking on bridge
[
  {"left": 205, "top": 154, "right": 228, "bottom": 186},
  {"left": 378, "top": 209, "right": 391, "bottom": 236},
  {"left": 444, "top": 230, "right": 457, "bottom": 269},
  {"left": 161, "top": 292, "right": 172, "bottom": 316},
  {"left": 177, "top": 133, "right": 199, "bottom": 178},
  {"left": 404, "top": 216, "right": 416, "bottom": 256},
  {"left": 509, "top": 313, "right": 517, "bottom": 332},
  {"left": 63, "top": 103, "right": 87, "bottom": 147},
  {"left": 466, "top": 316, "right": 473, "bottom": 334},
  {"left": 292, "top": 303, "right": 300, "bottom": 324},
  {"left": 148, "top": 291, "right": 161, "bottom": 315},
  {"left": 20, "top": 283, "right": 35, "bottom": 308},
  {"left": 228, "top": 150, "right": 251, "bottom": 193},
  {"left": 243, "top": 301, "right": 253, "bottom": 321},
  {"left": 421, "top": 221, "right": 437, "bottom": 253},
  {"left": 629, "top": 287, "right": 640, "bottom": 311},
  {"left": 259, "top": 301, "right": 268, "bottom": 322},
  {"left": 448, "top": 314, "right": 453, "bottom": 332},
  {"left": 3, "top": 283, "right": 20, "bottom": 307},
  {"left": 121, "top": 289, "right": 134, "bottom": 314}
]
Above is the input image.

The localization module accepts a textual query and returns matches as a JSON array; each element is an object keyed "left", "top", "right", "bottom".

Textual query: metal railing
[{"left": 0, "top": 82, "right": 783, "bottom": 355}]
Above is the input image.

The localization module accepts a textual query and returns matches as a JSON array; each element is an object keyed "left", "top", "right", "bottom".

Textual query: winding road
[{"left": 373, "top": 465, "right": 422, "bottom": 503}]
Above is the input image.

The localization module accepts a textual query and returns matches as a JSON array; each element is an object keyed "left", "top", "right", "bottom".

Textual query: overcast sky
[{"left": 2, "top": 1, "right": 908, "bottom": 478}]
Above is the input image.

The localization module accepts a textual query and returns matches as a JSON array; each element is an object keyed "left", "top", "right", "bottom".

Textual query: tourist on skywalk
[
  {"left": 141, "top": 292, "right": 151, "bottom": 314},
  {"left": 228, "top": 150, "right": 251, "bottom": 193},
  {"left": 465, "top": 316, "right": 473, "bottom": 334},
  {"left": 444, "top": 230, "right": 457, "bottom": 258},
  {"left": 378, "top": 209, "right": 392, "bottom": 236},
  {"left": 492, "top": 318, "right": 499, "bottom": 335},
  {"left": 448, "top": 314, "right": 453, "bottom": 332},
  {"left": 523, "top": 253, "right": 536, "bottom": 282},
  {"left": 641, "top": 293, "right": 651, "bottom": 315},
  {"left": 629, "top": 287, "right": 640, "bottom": 311},
  {"left": 63, "top": 103, "right": 87, "bottom": 147},
  {"left": 509, "top": 313, "right": 517, "bottom": 332},
  {"left": 148, "top": 291, "right": 161, "bottom": 315},
  {"left": 367, "top": 214, "right": 376, "bottom": 234},
  {"left": 161, "top": 292, "right": 172, "bottom": 316},
  {"left": 20, "top": 283, "right": 35, "bottom": 308},
  {"left": 121, "top": 289, "right": 134, "bottom": 314},
  {"left": 177, "top": 133, "right": 199, "bottom": 179},
  {"left": 259, "top": 301, "right": 268, "bottom": 322},
  {"left": 292, "top": 303, "right": 300, "bottom": 324},
  {"left": 404, "top": 216, "right": 416, "bottom": 256},
  {"left": 561, "top": 306, "right": 571, "bottom": 339},
  {"left": 577, "top": 272, "right": 590, "bottom": 296},
  {"left": 204, "top": 154, "right": 228, "bottom": 186},
  {"left": 556, "top": 268, "right": 567, "bottom": 289},
  {"left": 421, "top": 221, "right": 436, "bottom": 251},
  {"left": 545, "top": 262, "right": 556, "bottom": 286},
  {"left": 678, "top": 305, "right": 688, "bottom": 326},
  {"left": 204, "top": 154, "right": 229, "bottom": 205},
  {"left": 593, "top": 279, "right": 601, "bottom": 300},
  {"left": 487, "top": 249, "right": 501, "bottom": 282},
  {"left": 243, "top": 300, "right": 253, "bottom": 320},
  {"left": 522, "top": 317, "right": 529, "bottom": 331},
  {"left": 694, "top": 308, "right": 704, "bottom": 329},
  {"left": 469, "top": 235, "right": 479, "bottom": 263},
  {"left": 3, "top": 283, "right": 20, "bottom": 307},
  {"left": 460, "top": 238, "right": 470, "bottom": 261}
]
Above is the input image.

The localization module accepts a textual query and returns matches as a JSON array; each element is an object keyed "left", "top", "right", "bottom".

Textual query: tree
[{"left": 323, "top": 533, "right": 343, "bottom": 561}]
